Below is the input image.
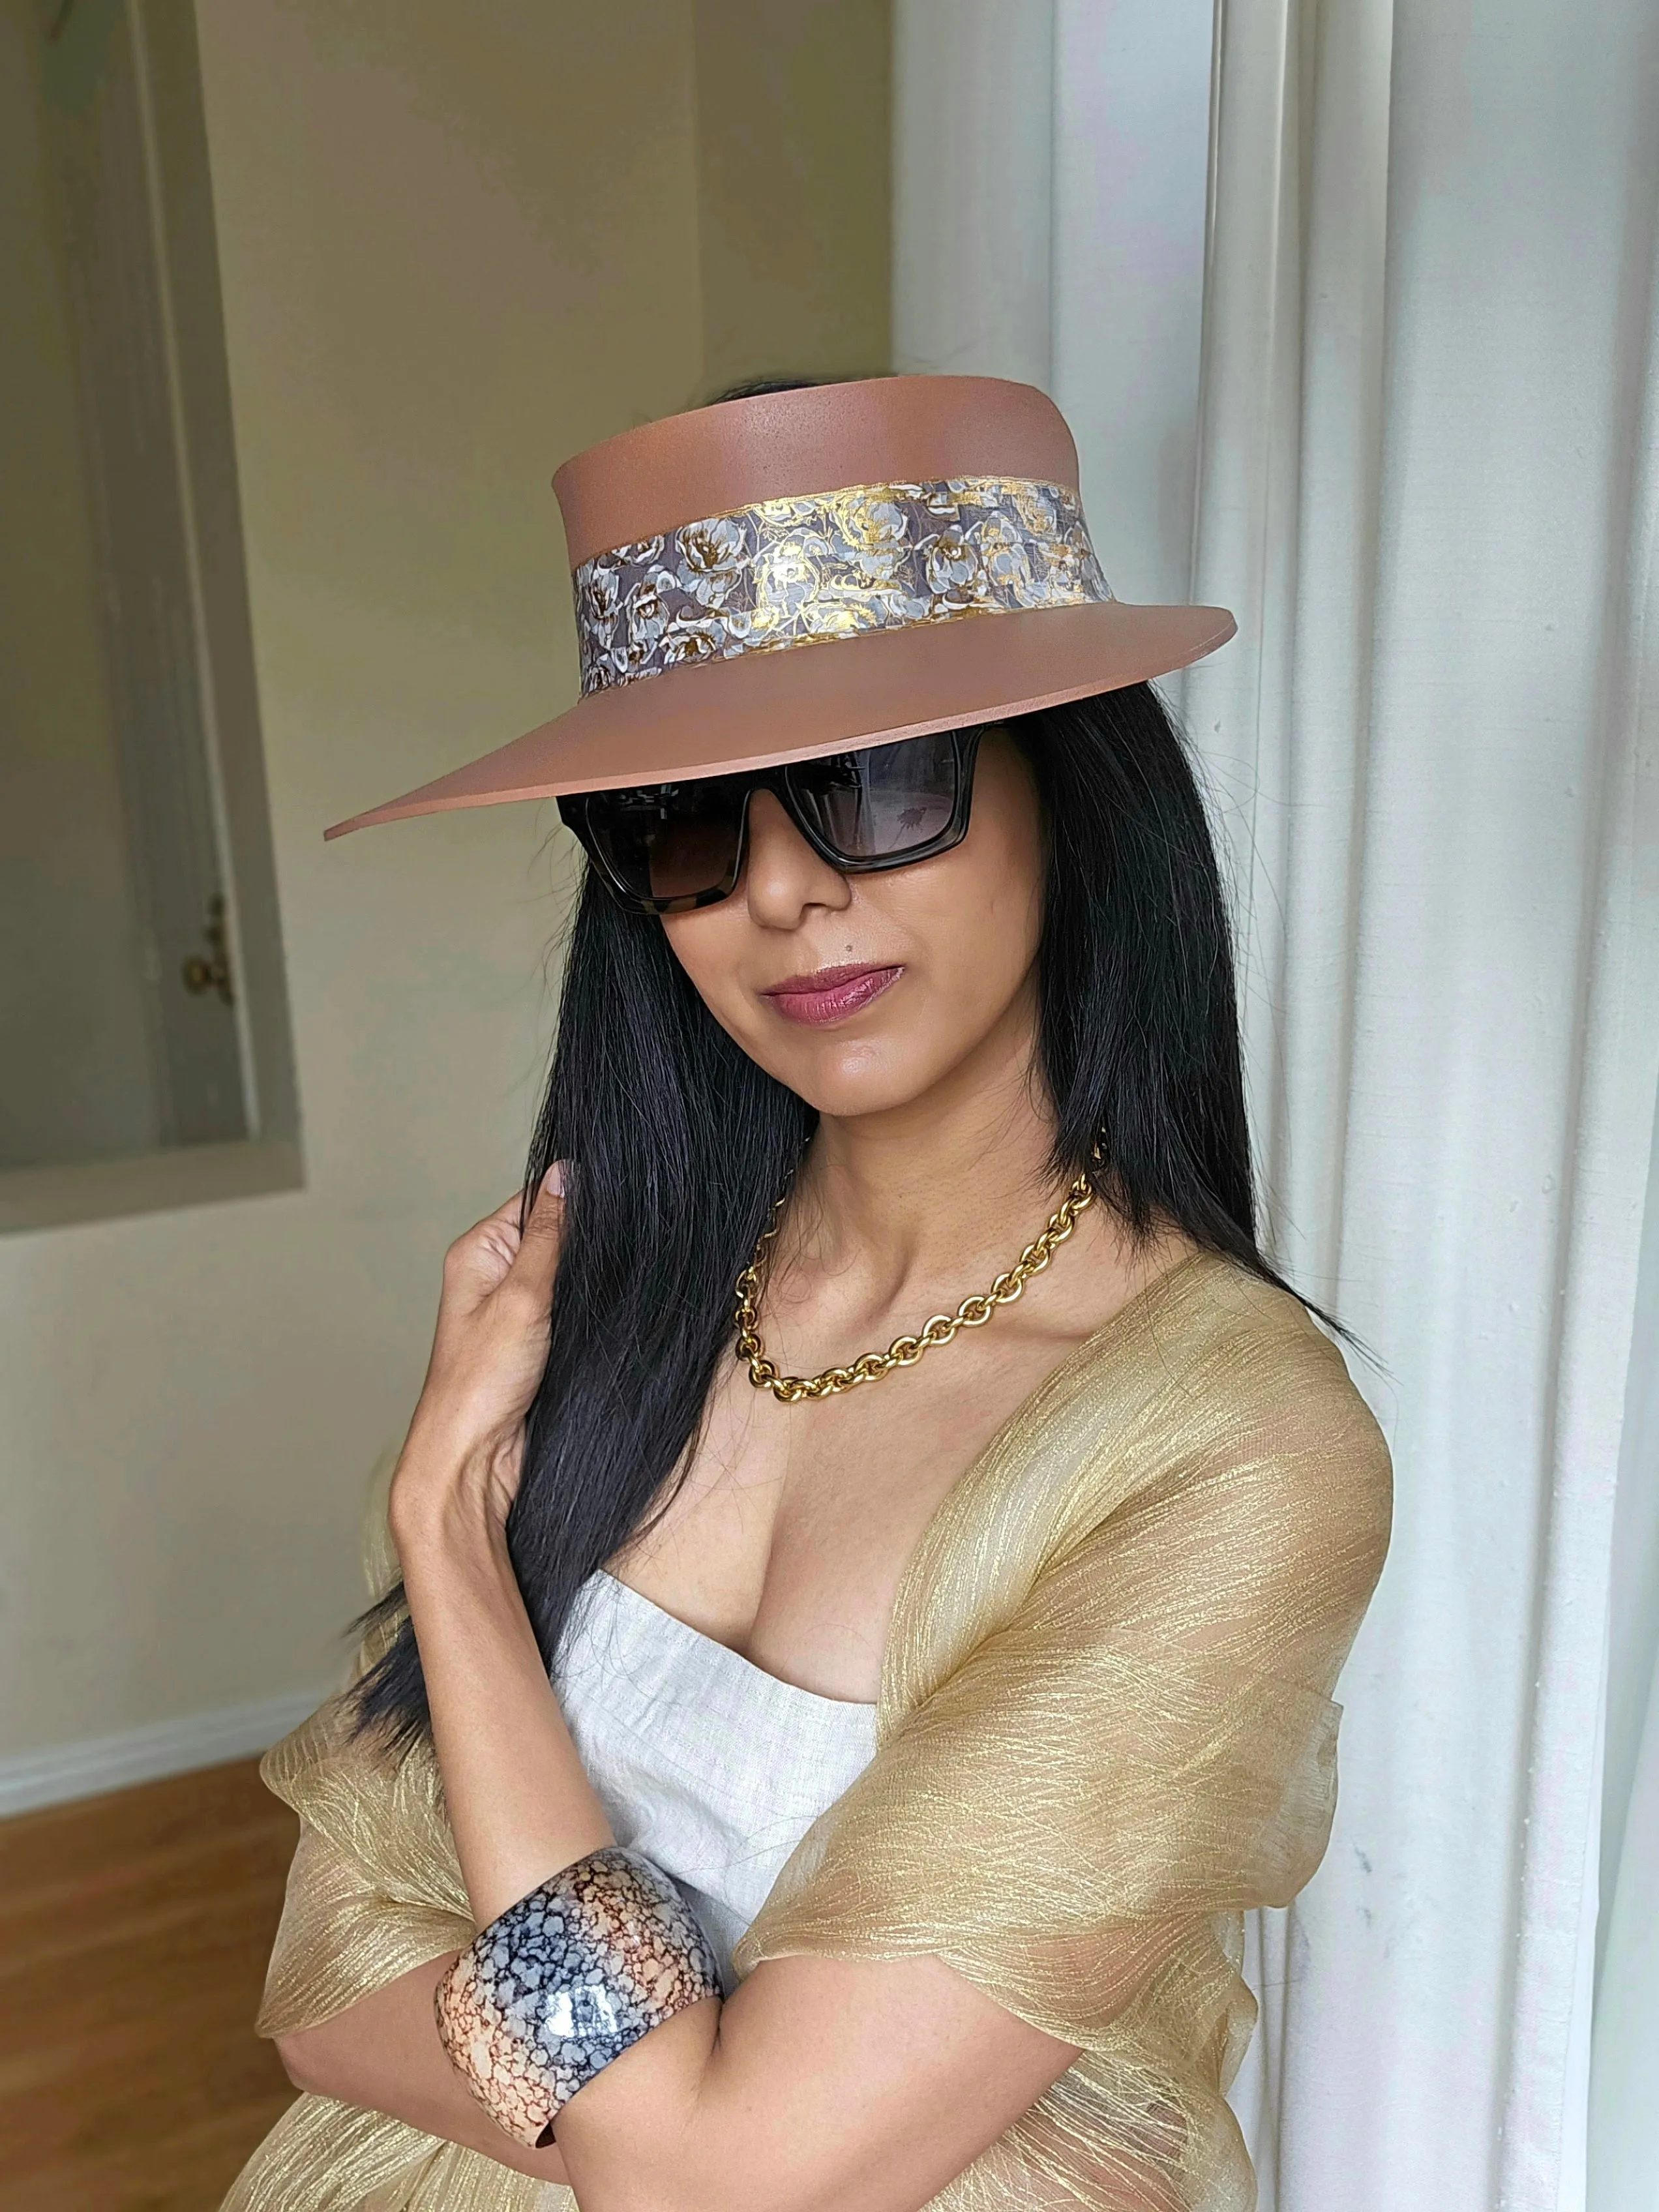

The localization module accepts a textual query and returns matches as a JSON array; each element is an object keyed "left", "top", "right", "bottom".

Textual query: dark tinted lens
[
  {"left": 786, "top": 733, "right": 960, "bottom": 860},
  {"left": 582, "top": 781, "right": 747, "bottom": 906}
]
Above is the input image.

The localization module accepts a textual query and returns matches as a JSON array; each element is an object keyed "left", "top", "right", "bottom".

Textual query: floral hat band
[
  {"left": 324, "top": 378, "right": 1236, "bottom": 841},
  {"left": 573, "top": 477, "right": 1112, "bottom": 697}
]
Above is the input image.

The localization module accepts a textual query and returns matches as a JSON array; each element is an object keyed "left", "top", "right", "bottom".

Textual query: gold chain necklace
[{"left": 734, "top": 1172, "right": 1096, "bottom": 1403}]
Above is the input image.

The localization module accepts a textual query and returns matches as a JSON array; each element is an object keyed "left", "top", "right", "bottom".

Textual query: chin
[{"left": 761, "top": 1036, "right": 935, "bottom": 1120}]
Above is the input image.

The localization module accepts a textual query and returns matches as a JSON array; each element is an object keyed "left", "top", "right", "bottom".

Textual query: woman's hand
[{"left": 389, "top": 1167, "right": 565, "bottom": 1551}]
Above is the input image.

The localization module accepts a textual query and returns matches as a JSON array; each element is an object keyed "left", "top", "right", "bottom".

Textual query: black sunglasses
[{"left": 558, "top": 726, "right": 987, "bottom": 917}]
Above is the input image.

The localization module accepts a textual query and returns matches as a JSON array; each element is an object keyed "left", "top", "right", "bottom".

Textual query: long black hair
[{"left": 353, "top": 679, "right": 1300, "bottom": 1746}]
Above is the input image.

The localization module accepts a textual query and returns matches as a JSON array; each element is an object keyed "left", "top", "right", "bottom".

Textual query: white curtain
[{"left": 894, "top": 4, "right": 1659, "bottom": 2208}]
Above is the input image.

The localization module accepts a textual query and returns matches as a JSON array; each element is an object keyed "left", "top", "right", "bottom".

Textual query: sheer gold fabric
[{"left": 223, "top": 1255, "right": 1390, "bottom": 2212}]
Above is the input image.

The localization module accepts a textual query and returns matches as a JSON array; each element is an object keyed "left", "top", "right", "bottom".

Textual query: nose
[{"left": 742, "top": 789, "right": 851, "bottom": 927}]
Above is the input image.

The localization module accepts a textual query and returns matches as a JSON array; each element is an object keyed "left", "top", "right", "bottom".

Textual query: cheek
[
  {"left": 929, "top": 777, "right": 1045, "bottom": 977},
  {"left": 659, "top": 906, "right": 752, "bottom": 1032},
  {"left": 920, "top": 852, "right": 1042, "bottom": 1026}
]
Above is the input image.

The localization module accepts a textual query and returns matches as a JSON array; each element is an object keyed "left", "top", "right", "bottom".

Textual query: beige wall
[
  {"left": 694, "top": 0, "right": 892, "bottom": 395},
  {"left": 0, "top": 0, "right": 889, "bottom": 1765}
]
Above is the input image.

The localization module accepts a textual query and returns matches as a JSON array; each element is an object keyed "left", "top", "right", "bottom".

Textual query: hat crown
[{"left": 552, "top": 376, "right": 1081, "bottom": 571}]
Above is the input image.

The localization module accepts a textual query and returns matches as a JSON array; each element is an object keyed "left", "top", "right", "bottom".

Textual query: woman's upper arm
[{"left": 555, "top": 1948, "right": 1077, "bottom": 2212}]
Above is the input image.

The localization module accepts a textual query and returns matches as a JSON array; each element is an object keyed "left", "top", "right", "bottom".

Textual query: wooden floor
[{"left": 0, "top": 1759, "right": 299, "bottom": 2212}]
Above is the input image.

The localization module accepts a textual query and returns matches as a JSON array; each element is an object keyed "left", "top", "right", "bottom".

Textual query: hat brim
[{"left": 324, "top": 598, "right": 1235, "bottom": 839}]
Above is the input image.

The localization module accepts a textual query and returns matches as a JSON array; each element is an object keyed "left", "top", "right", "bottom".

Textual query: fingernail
[{"left": 542, "top": 1162, "right": 566, "bottom": 1197}]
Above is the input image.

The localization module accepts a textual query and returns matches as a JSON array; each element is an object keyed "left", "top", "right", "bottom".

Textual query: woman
[{"left": 228, "top": 376, "right": 1390, "bottom": 2212}]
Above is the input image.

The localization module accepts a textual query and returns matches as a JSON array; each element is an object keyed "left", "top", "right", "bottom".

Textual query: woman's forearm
[
  {"left": 393, "top": 1448, "right": 735, "bottom": 2200},
  {"left": 275, "top": 1956, "right": 571, "bottom": 2185},
  {"left": 395, "top": 1438, "right": 612, "bottom": 1924}
]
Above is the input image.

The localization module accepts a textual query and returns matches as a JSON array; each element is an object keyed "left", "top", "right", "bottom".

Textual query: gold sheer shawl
[{"left": 222, "top": 1255, "right": 1390, "bottom": 2212}]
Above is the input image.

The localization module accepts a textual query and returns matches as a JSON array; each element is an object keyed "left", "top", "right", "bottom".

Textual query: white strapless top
[{"left": 556, "top": 1570, "right": 878, "bottom": 1990}]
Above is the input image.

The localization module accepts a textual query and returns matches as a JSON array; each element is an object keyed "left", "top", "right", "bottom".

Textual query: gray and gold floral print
[{"left": 573, "top": 477, "right": 1111, "bottom": 694}]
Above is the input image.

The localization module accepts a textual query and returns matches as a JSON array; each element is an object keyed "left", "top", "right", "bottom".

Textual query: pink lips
[{"left": 762, "top": 963, "right": 903, "bottom": 1026}]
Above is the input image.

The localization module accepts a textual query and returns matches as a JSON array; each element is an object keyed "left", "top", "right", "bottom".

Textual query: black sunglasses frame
[{"left": 558, "top": 726, "right": 988, "bottom": 918}]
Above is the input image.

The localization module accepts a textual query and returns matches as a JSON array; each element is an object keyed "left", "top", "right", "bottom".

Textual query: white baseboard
[{"left": 0, "top": 1686, "right": 330, "bottom": 1817}]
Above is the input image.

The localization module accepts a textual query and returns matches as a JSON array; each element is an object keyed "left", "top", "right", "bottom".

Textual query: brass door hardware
[{"left": 181, "top": 893, "right": 235, "bottom": 1007}]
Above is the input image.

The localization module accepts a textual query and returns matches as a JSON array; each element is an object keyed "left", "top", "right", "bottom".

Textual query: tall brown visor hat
[{"left": 325, "top": 376, "right": 1236, "bottom": 839}]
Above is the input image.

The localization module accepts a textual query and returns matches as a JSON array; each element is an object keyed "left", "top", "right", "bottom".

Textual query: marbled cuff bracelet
[{"left": 434, "top": 1845, "right": 722, "bottom": 2147}]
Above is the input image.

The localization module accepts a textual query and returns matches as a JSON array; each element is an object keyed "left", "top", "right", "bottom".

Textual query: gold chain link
[{"left": 734, "top": 1171, "right": 1096, "bottom": 1403}]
